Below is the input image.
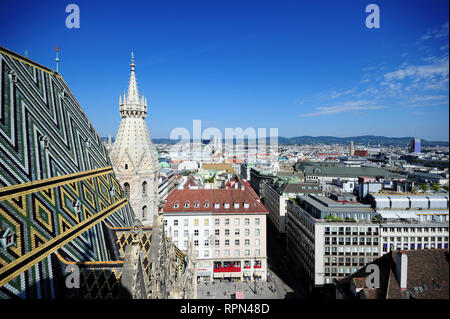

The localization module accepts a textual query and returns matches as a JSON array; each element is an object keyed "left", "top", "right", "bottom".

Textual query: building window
[
  {"left": 215, "top": 240, "right": 220, "bottom": 246},
  {"left": 255, "top": 239, "right": 260, "bottom": 246},
  {"left": 255, "top": 218, "right": 260, "bottom": 225},
  {"left": 204, "top": 229, "right": 209, "bottom": 237},
  {"left": 245, "top": 218, "right": 250, "bottom": 225},
  {"left": 204, "top": 201, "right": 209, "bottom": 208},
  {"left": 215, "top": 219, "right": 220, "bottom": 225},
  {"left": 204, "top": 250, "right": 209, "bottom": 257},
  {"left": 142, "top": 206, "right": 147, "bottom": 220},
  {"left": 124, "top": 183, "right": 130, "bottom": 197},
  {"left": 204, "top": 219, "right": 209, "bottom": 226},
  {"left": 193, "top": 201, "right": 200, "bottom": 208},
  {"left": 255, "top": 229, "right": 260, "bottom": 236},
  {"left": 234, "top": 218, "right": 240, "bottom": 226},
  {"left": 224, "top": 202, "right": 230, "bottom": 209},
  {"left": 235, "top": 249, "right": 240, "bottom": 257},
  {"left": 184, "top": 219, "right": 188, "bottom": 226},
  {"left": 215, "top": 250, "right": 220, "bottom": 257},
  {"left": 194, "top": 219, "right": 199, "bottom": 226},
  {"left": 245, "top": 229, "right": 250, "bottom": 236},
  {"left": 225, "top": 229, "right": 230, "bottom": 236},
  {"left": 204, "top": 240, "right": 209, "bottom": 246},
  {"left": 255, "top": 249, "right": 260, "bottom": 256},
  {"left": 125, "top": 164, "right": 128, "bottom": 170},
  {"left": 184, "top": 202, "right": 190, "bottom": 208},
  {"left": 225, "top": 218, "right": 230, "bottom": 225},
  {"left": 215, "top": 229, "right": 220, "bottom": 236},
  {"left": 225, "top": 250, "right": 230, "bottom": 257},
  {"left": 225, "top": 240, "right": 230, "bottom": 246},
  {"left": 245, "top": 249, "right": 250, "bottom": 256},
  {"left": 194, "top": 230, "right": 199, "bottom": 236},
  {"left": 142, "top": 181, "right": 147, "bottom": 195},
  {"left": 245, "top": 239, "right": 250, "bottom": 246},
  {"left": 235, "top": 240, "right": 240, "bottom": 246},
  {"left": 173, "top": 201, "right": 179, "bottom": 208},
  {"left": 173, "top": 230, "right": 178, "bottom": 237},
  {"left": 184, "top": 230, "right": 189, "bottom": 237},
  {"left": 174, "top": 220, "right": 178, "bottom": 226},
  {"left": 235, "top": 229, "right": 240, "bottom": 236},
  {"left": 194, "top": 240, "right": 199, "bottom": 246}
]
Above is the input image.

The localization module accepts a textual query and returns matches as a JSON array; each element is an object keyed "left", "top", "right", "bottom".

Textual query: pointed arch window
[
  {"left": 124, "top": 182, "right": 130, "bottom": 197},
  {"left": 142, "top": 206, "right": 147, "bottom": 220},
  {"left": 142, "top": 181, "right": 147, "bottom": 195}
]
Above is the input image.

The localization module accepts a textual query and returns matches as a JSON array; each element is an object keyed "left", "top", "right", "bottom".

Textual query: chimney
[{"left": 396, "top": 252, "right": 408, "bottom": 289}]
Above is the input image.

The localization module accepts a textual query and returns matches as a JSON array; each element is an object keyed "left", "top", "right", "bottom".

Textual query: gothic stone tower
[{"left": 110, "top": 53, "right": 159, "bottom": 226}]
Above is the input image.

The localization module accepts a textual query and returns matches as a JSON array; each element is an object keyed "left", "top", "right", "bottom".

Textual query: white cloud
[
  {"left": 383, "top": 58, "right": 449, "bottom": 82},
  {"left": 299, "top": 101, "right": 388, "bottom": 117}
]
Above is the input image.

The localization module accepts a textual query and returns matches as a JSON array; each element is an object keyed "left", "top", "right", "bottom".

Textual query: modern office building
[
  {"left": 410, "top": 138, "right": 421, "bottom": 153},
  {"left": 286, "top": 194, "right": 380, "bottom": 293},
  {"left": 368, "top": 193, "right": 449, "bottom": 253}
]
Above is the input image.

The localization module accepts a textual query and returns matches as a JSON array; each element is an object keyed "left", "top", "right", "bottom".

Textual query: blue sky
[{"left": 1, "top": 0, "right": 449, "bottom": 141}]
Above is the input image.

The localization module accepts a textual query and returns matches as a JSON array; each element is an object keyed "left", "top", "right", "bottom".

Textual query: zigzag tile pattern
[{"left": 0, "top": 47, "right": 136, "bottom": 299}]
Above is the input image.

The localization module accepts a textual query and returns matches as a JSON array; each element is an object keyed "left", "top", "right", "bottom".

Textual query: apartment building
[
  {"left": 162, "top": 181, "right": 268, "bottom": 282},
  {"left": 286, "top": 194, "right": 380, "bottom": 292}
]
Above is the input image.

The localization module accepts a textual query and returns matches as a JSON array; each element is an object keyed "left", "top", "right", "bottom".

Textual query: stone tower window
[
  {"left": 125, "top": 164, "right": 128, "bottom": 170},
  {"left": 142, "top": 181, "right": 147, "bottom": 194},
  {"left": 124, "top": 182, "right": 130, "bottom": 197},
  {"left": 142, "top": 206, "right": 147, "bottom": 220}
]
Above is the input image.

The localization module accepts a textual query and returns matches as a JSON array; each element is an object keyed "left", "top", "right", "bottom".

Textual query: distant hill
[
  {"left": 276, "top": 135, "right": 449, "bottom": 147},
  {"left": 102, "top": 136, "right": 448, "bottom": 147}
]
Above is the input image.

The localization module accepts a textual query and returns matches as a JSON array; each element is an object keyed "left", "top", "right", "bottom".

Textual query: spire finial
[{"left": 54, "top": 45, "right": 61, "bottom": 73}]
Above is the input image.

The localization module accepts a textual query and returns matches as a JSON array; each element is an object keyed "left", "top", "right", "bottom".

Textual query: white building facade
[{"left": 163, "top": 186, "right": 268, "bottom": 282}]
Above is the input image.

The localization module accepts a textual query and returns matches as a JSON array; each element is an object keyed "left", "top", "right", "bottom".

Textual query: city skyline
[{"left": 0, "top": 0, "right": 448, "bottom": 141}]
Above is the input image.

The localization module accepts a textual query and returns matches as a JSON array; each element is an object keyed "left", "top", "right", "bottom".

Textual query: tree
[{"left": 420, "top": 184, "right": 429, "bottom": 192}]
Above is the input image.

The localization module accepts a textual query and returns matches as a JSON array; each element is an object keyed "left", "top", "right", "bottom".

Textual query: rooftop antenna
[
  {"left": 54, "top": 45, "right": 61, "bottom": 73},
  {"left": 25, "top": 50, "right": 28, "bottom": 58}
]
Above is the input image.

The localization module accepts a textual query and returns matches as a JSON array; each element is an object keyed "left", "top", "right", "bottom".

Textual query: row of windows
[
  {"left": 325, "top": 237, "right": 379, "bottom": 245},
  {"left": 383, "top": 236, "right": 448, "bottom": 242},
  {"left": 324, "top": 246, "right": 379, "bottom": 255},
  {"left": 173, "top": 201, "right": 250, "bottom": 209},
  {"left": 324, "top": 257, "right": 371, "bottom": 266},
  {"left": 123, "top": 181, "right": 150, "bottom": 197},
  {"left": 166, "top": 217, "right": 261, "bottom": 227},
  {"left": 174, "top": 243, "right": 261, "bottom": 258},
  {"left": 382, "top": 227, "right": 449, "bottom": 233},
  {"left": 170, "top": 229, "right": 261, "bottom": 239},
  {"left": 325, "top": 226, "right": 379, "bottom": 234}
]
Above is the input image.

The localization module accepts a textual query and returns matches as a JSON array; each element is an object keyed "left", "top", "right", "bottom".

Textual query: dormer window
[
  {"left": 214, "top": 202, "right": 220, "bottom": 209},
  {"left": 173, "top": 201, "right": 179, "bottom": 208},
  {"left": 243, "top": 201, "right": 249, "bottom": 209},
  {"left": 224, "top": 202, "right": 230, "bottom": 209},
  {"left": 184, "top": 201, "right": 190, "bottom": 208},
  {"left": 203, "top": 201, "right": 209, "bottom": 208},
  {"left": 193, "top": 201, "right": 200, "bottom": 208},
  {"left": 234, "top": 202, "right": 239, "bottom": 209}
]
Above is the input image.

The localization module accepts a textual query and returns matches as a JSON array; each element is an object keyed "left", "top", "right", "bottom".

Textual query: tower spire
[
  {"left": 119, "top": 52, "right": 147, "bottom": 119},
  {"left": 127, "top": 51, "right": 139, "bottom": 104}
]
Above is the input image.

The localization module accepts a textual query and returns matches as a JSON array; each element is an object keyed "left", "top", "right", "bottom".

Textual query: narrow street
[{"left": 266, "top": 220, "right": 309, "bottom": 299}]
